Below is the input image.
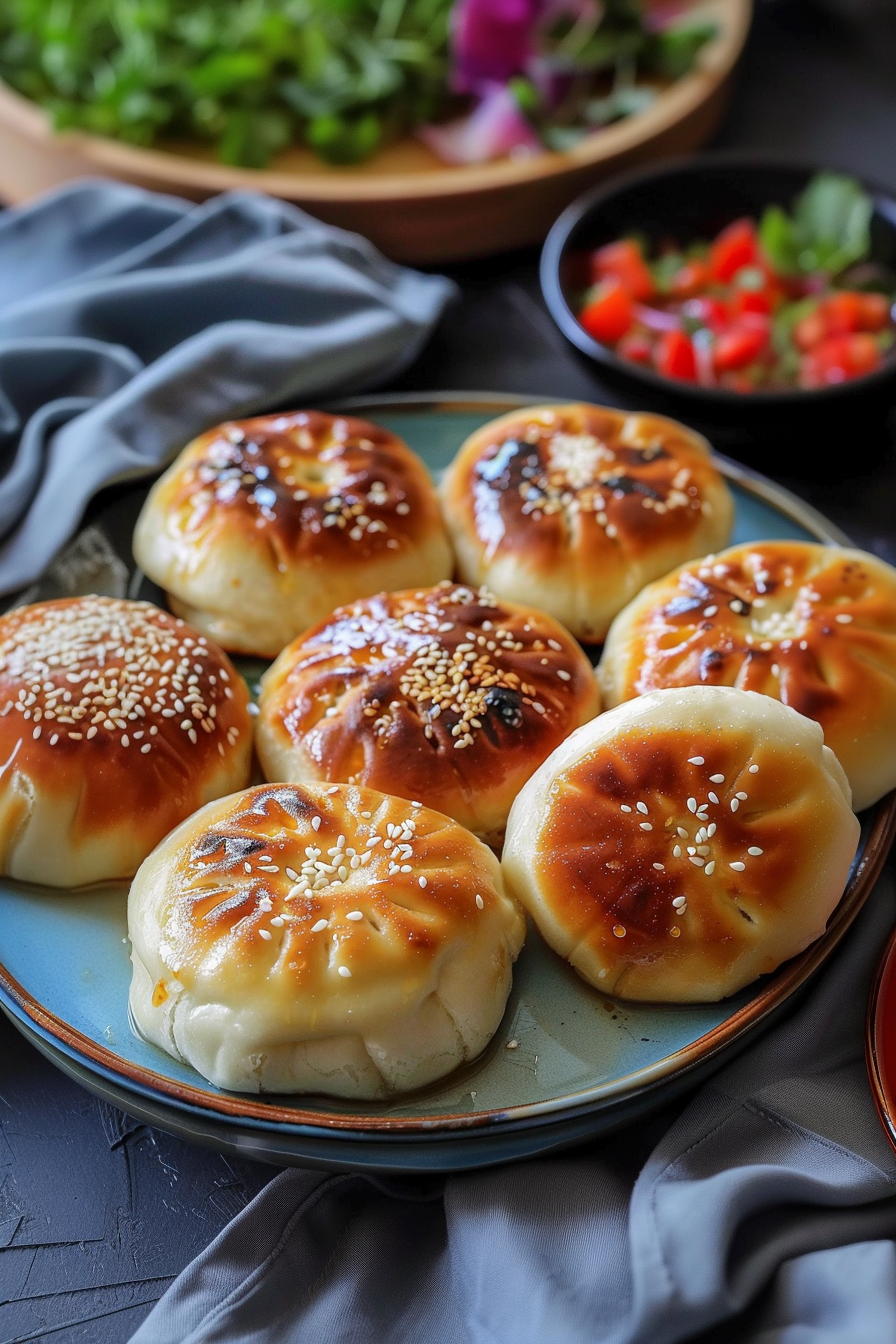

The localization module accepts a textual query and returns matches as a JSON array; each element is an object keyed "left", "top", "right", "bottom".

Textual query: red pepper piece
[
  {"left": 617, "top": 332, "right": 654, "bottom": 364},
  {"left": 590, "top": 239, "right": 655, "bottom": 301},
  {"left": 578, "top": 279, "right": 635, "bottom": 344},
  {"left": 669, "top": 260, "right": 711, "bottom": 298},
  {"left": 799, "top": 332, "right": 881, "bottom": 387},
  {"left": 655, "top": 329, "right": 698, "bottom": 381},
  {"left": 708, "top": 219, "right": 760, "bottom": 283}
]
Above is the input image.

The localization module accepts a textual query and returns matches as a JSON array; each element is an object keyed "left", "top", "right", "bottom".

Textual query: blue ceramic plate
[{"left": 1, "top": 394, "right": 894, "bottom": 1173}]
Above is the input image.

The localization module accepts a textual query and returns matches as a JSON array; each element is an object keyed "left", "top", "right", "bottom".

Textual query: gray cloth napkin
[
  {"left": 0, "top": 180, "right": 456, "bottom": 596},
  {"left": 132, "top": 863, "right": 896, "bottom": 1344}
]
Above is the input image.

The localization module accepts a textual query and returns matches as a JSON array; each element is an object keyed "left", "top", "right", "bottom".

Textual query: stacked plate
[{"left": 1, "top": 395, "right": 893, "bottom": 1173}]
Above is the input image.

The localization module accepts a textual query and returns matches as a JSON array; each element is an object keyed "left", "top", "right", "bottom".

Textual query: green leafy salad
[{"left": 0, "top": 0, "right": 717, "bottom": 168}]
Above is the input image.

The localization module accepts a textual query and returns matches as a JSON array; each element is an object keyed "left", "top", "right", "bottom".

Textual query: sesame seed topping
[
  {"left": 419, "top": 876, "right": 427, "bottom": 888},
  {"left": 704, "top": 861, "right": 716, "bottom": 876},
  {"left": 258, "top": 929, "right": 272, "bottom": 941},
  {"left": 710, "top": 774, "right": 724, "bottom": 784},
  {"left": 475, "top": 894, "right": 484, "bottom": 909},
  {"left": 730, "top": 798, "right": 740, "bottom": 812},
  {"left": 736, "top": 791, "right": 748, "bottom": 801},
  {"left": 636, "top": 801, "right": 649, "bottom": 815},
  {"left": 748, "top": 846, "right": 763, "bottom": 856},
  {"left": 749, "top": 764, "right": 759, "bottom": 773},
  {"left": 346, "top": 910, "right": 363, "bottom": 921},
  {"left": 687, "top": 798, "right": 697, "bottom": 813},
  {"left": 311, "top": 919, "right": 329, "bottom": 933},
  {"left": 688, "top": 756, "right": 705, "bottom": 765},
  {"left": 311, "top": 816, "right": 321, "bottom": 831},
  {"left": 672, "top": 896, "right": 687, "bottom": 910},
  {"left": 621, "top": 804, "right": 632, "bottom": 813},
  {"left": 337, "top": 966, "right": 352, "bottom": 978},
  {"left": 640, "top": 822, "right": 653, "bottom": 831},
  {"left": 835, "top": 613, "right": 853, "bottom": 623},
  {"left": 613, "top": 924, "right": 626, "bottom": 938}
]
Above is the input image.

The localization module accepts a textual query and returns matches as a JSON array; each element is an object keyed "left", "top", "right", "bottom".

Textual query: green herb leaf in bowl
[{"left": 759, "top": 172, "right": 874, "bottom": 278}]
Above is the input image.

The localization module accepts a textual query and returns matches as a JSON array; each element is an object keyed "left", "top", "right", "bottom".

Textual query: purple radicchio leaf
[{"left": 450, "top": 0, "right": 545, "bottom": 93}]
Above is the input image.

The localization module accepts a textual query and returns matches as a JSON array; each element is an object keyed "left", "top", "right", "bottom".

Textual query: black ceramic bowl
[{"left": 540, "top": 156, "right": 896, "bottom": 448}]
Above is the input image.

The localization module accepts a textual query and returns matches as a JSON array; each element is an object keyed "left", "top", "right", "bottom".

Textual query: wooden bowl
[{"left": 0, "top": 0, "right": 751, "bottom": 264}]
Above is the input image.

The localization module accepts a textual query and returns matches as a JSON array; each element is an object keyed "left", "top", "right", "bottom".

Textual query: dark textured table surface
[{"left": 2, "top": 2, "right": 896, "bottom": 1340}]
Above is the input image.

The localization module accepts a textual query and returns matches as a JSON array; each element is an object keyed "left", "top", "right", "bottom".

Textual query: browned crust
[
  {"left": 442, "top": 404, "right": 732, "bottom": 573},
  {"left": 0, "top": 597, "right": 251, "bottom": 847},
  {"left": 505, "top": 690, "right": 860, "bottom": 1002},
  {"left": 148, "top": 410, "right": 446, "bottom": 565},
  {"left": 154, "top": 783, "right": 512, "bottom": 990},
  {"left": 257, "top": 582, "right": 600, "bottom": 837},
  {"left": 537, "top": 729, "right": 822, "bottom": 979},
  {"left": 599, "top": 541, "right": 896, "bottom": 809}
]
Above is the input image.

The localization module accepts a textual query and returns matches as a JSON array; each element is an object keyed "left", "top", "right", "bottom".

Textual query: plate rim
[
  {"left": 0, "top": 390, "right": 892, "bottom": 1140},
  {"left": 866, "top": 914, "right": 896, "bottom": 1156}
]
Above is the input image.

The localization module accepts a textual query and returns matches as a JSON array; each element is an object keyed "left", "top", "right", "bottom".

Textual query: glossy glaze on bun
[
  {"left": 255, "top": 581, "right": 601, "bottom": 847},
  {"left": 133, "top": 410, "right": 453, "bottom": 658},
  {"left": 128, "top": 782, "right": 526, "bottom": 1097},
  {"left": 599, "top": 540, "right": 896, "bottom": 811},
  {"left": 503, "top": 686, "right": 859, "bottom": 1003},
  {"left": 439, "top": 403, "right": 734, "bottom": 641},
  {"left": 0, "top": 597, "right": 252, "bottom": 887}
]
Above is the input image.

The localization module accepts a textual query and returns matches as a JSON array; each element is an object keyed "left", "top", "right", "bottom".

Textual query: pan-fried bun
[
  {"left": 128, "top": 782, "right": 526, "bottom": 1097},
  {"left": 503, "top": 686, "right": 858, "bottom": 1003},
  {"left": 133, "top": 410, "right": 453, "bottom": 658},
  {"left": 0, "top": 597, "right": 252, "bottom": 887},
  {"left": 255, "top": 581, "right": 600, "bottom": 847},
  {"left": 599, "top": 540, "right": 896, "bottom": 811},
  {"left": 439, "top": 403, "right": 734, "bottom": 641}
]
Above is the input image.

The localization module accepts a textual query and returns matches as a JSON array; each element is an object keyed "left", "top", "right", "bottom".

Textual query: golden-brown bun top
[
  {"left": 154, "top": 410, "right": 444, "bottom": 563},
  {"left": 598, "top": 540, "right": 896, "bottom": 812},
  {"left": 148, "top": 782, "right": 523, "bottom": 1032},
  {"left": 0, "top": 597, "right": 251, "bottom": 839},
  {"left": 442, "top": 403, "right": 733, "bottom": 567},
  {"left": 256, "top": 582, "right": 600, "bottom": 838},
  {"left": 503, "top": 687, "right": 858, "bottom": 1001}
]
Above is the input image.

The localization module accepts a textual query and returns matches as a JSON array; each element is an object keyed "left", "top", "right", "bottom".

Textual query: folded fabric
[
  {"left": 0, "top": 180, "right": 456, "bottom": 596},
  {"left": 131, "top": 864, "right": 896, "bottom": 1344}
]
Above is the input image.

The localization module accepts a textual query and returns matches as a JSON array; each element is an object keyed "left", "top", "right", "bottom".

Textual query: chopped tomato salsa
[{"left": 574, "top": 217, "right": 894, "bottom": 392}]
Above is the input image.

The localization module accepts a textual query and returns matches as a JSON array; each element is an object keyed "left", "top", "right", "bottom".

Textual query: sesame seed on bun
[
  {"left": 0, "top": 596, "right": 253, "bottom": 887},
  {"left": 133, "top": 410, "right": 453, "bottom": 659}
]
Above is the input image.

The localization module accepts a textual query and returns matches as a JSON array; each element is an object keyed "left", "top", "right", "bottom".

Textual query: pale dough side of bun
[
  {"left": 503, "top": 686, "right": 859, "bottom": 1002},
  {"left": 129, "top": 783, "right": 525, "bottom": 1097},
  {"left": 440, "top": 404, "right": 734, "bottom": 641},
  {"left": 599, "top": 540, "right": 896, "bottom": 811},
  {"left": 133, "top": 411, "right": 453, "bottom": 658}
]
